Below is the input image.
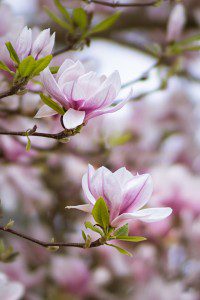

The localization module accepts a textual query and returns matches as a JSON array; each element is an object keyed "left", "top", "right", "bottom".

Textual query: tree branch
[
  {"left": 0, "top": 126, "right": 79, "bottom": 141},
  {"left": 82, "top": 0, "right": 163, "bottom": 8},
  {"left": 0, "top": 226, "right": 102, "bottom": 249}
]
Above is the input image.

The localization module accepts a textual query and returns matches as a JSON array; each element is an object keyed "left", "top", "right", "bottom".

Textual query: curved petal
[
  {"left": 65, "top": 204, "right": 92, "bottom": 213},
  {"left": 113, "top": 167, "right": 133, "bottom": 187},
  {"left": 16, "top": 26, "right": 32, "bottom": 60},
  {"left": 101, "top": 71, "right": 121, "bottom": 95},
  {"left": 37, "top": 32, "right": 55, "bottom": 58},
  {"left": 34, "top": 104, "right": 57, "bottom": 118},
  {"left": 58, "top": 60, "right": 85, "bottom": 88},
  {"left": 31, "top": 28, "right": 50, "bottom": 58},
  {"left": 85, "top": 89, "right": 132, "bottom": 122},
  {"left": 120, "top": 174, "right": 153, "bottom": 214},
  {"left": 111, "top": 207, "right": 172, "bottom": 227},
  {"left": 56, "top": 59, "right": 75, "bottom": 81},
  {"left": 40, "top": 67, "right": 67, "bottom": 106},
  {"left": 62, "top": 109, "right": 85, "bottom": 129},
  {"left": 82, "top": 164, "right": 96, "bottom": 205}
]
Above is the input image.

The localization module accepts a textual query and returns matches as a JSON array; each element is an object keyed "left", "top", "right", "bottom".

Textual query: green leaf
[
  {"left": 114, "top": 236, "right": 147, "bottom": 243},
  {"left": 40, "top": 93, "right": 65, "bottom": 115},
  {"left": 85, "top": 221, "right": 104, "bottom": 236},
  {"left": 107, "top": 243, "right": 132, "bottom": 257},
  {"left": 45, "top": 6, "right": 73, "bottom": 33},
  {"left": 89, "top": 11, "right": 121, "bottom": 35},
  {"left": 82, "top": 230, "right": 87, "bottom": 242},
  {"left": 50, "top": 66, "right": 59, "bottom": 74},
  {"left": 18, "top": 56, "right": 36, "bottom": 78},
  {"left": 114, "top": 223, "right": 129, "bottom": 237},
  {"left": 54, "top": 0, "right": 71, "bottom": 23},
  {"left": 5, "top": 42, "right": 20, "bottom": 65},
  {"left": 0, "top": 60, "right": 13, "bottom": 74},
  {"left": 25, "top": 131, "right": 31, "bottom": 152},
  {"left": 92, "top": 197, "right": 110, "bottom": 232},
  {"left": 32, "top": 55, "right": 52, "bottom": 76},
  {"left": 73, "top": 8, "right": 88, "bottom": 31},
  {"left": 0, "top": 240, "right": 5, "bottom": 254}
]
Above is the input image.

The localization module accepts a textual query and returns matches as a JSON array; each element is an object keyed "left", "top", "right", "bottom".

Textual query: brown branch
[
  {"left": 0, "top": 226, "right": 102, "bottom": 249},
  {"left": 0, "top": 80, "right": 27, "bottom": 101},
  {"left": 82, "top": 0, "right": 164, "bottom": 8},
  {"left": 0, "top": 126, "right": 79, "bottom": 141}
]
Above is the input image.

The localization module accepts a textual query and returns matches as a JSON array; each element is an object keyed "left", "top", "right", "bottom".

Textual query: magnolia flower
[
  {"left": 0, "top": 272, "right": 25, "bottom": 300},
  {"left": 67, "top": 165, "right": 172, "bottom": 228},
  {"left": 1, "top": 26, "right": 55, "bottom": 68},
  {"left": 36, "top": 59, "right": 131, "bottom": 129}
]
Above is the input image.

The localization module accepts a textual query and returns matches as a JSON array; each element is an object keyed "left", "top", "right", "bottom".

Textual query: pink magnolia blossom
[
  {"left": 67, "top": 165, "right": 172, "bottom": 228},
  {"left": 167, "top": 4, "right": 186, "bottom": 42},
  {"left": 36, "top": 59, "right": 131, "bottom": 129},
  {"left": 0, "top": 26, "right": 55, "bottom": 69}
]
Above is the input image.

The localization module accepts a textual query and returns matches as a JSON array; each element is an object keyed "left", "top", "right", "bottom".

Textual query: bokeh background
[{"left": 0, "top": 0, "right": 200, "bottom": 299}]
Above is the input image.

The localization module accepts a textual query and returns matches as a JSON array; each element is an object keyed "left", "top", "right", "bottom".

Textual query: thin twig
[
  {"left": 0, "top": 126, "right": 78, "bottom": 141},
  {"left": 0, "top": 226, "right": 102, "bottom": 249},
  {"left": 82, "top": 0, "right": 163, "bottom": 8}
]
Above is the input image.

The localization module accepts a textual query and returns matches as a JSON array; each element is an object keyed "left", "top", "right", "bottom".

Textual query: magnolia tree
[{"left": 0, "top": 0, "right": 199, "bottom": 299}]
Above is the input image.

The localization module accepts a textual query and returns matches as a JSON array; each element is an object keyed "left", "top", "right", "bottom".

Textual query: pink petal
[
  {"left": 40, "top": 67, "right": 67, "bottom": 106},
  {"left": 62, "top": 108, "right": 85, "bottom": 129},
  {"left": 120, "top": 174, "right": 153, "bottom": 214},
  {"left": 101, "top": 71, "right": 121, "bottom": 94},
  {"left": 56, "top": 59, "right": 75, "bottom": 81},
  {"left": 31, "top": 28, "right": 50, "bottom": 58},
  {"left": 82, "top": 164, "right": 96, "bottom": 205},
  {"left": 111, "top": 207, "right": 172, "bottom": 227},
  {"left": 113, "top": 167, "right": 133, "bottom": 187},
  {"left": 65, "top": 204, "right": 92, "bottom": 213},
  {"left": 85, "top": 89, "right": 132, "bottom": 122},
  {"left": 34, "top": 105, "right": 57, "bottom": 118},
  {"left": 58, "top": 60, "right": 85, "bottom": 88},
  {"left": 37, "top": 32, "right": 55, "bottom": 58},
  {"left": 16, "top": 26, "right": 32, "bottom": 60}
]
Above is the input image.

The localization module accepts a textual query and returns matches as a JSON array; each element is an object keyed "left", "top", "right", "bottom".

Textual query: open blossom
[
  {"left": 36, "top": 59, "right": 131, "bottom": 129},
  {"left": 67, "top": 165, "right": 172, "bottom": 228},
  {"left": 0, "top": 26, "right": 55, "bottom": 68}
]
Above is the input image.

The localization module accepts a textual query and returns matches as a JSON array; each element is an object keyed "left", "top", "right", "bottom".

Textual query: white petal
[
  {"left": 65, "top": 204, "right": 92, "bottom": 213},
  {"left": 38, "top": 32, "right": 55, "bottom": 58},
  {"left": 62, "top": 109, "right": 85, "bottom": 129},
  {"left": 34, "top": 105, "right": 57, "bottom": 118},
  {"left": 82, "top": 164, "right": 96, "bottom": 204},
  {"left": 101, "top": 71, "right": 121, "bottom": 94},
  {"left": 58, "top": 60, "right": 85, "bottom": 88},
  {"left": 16, "top": 26, "right": 32, "bottom": 60},
  {"left": 111, "top": 207, "right": 172, "bottom": 227},
  {"left": 32, "top": 28, "right": 50, "bottom": 58}
]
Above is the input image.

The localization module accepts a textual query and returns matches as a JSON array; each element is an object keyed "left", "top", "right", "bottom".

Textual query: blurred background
[{"left": 0, "top": 0, "right": 200, "bottom": 299}]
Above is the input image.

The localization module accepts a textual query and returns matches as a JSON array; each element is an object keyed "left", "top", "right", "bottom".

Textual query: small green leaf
[
  {"left": 40, "top": 93, "right": 65, "bottom": 115},
  {"left": 45, "top": 6, "right": 73, "bottom": 33},
  {"left": 32, "top": 55, "right": 52, "bottom": 76},
  {"left": 107, "top": 243, "right": 132, "bottom": 257},
  {"left": 50, "top": 66, "right": 59, "bottom": 74},
  {"left": 73, "top": 8, "right": 88, "bottom": 31},
  {"left": 5, "top": 42, "right": 20, "bottom": 65},
  {"left": 0, "top": 60, "right": 13, "bottom": 74},
  {"left": 114, "top": 223, "right": 129, "bottom": 237},
  {"left": 18, "top": 56, "right": 36, "bottom": 78},
  {"left": 114, "top": 236, "right": 147, "bottom": 243},
  {"left": 82, "top": 230, "right": 87, "bottom": 242},
  {"left": 25, "top": 131, "right": 31, "bottom": 152},
  {"left": 85, "top": 235, "right": 92, "bottom": 248},
  {"left": 54, "top": 0, "right": 71, "bottom": 23},
  {"left": 89, "top": 12, "right": 121, "bottom": 35},
  {"left": 4, "top": 219, "right": 14, "bottom": 230},
  {"left": 85, "top": 221, "right": 104, "bottom": 236},
  {"left": 92, "top": 197, "right": 110, "bottom": 232},
  {"left": 47, "top": 238, "right": 59, "bottom": 252}
]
